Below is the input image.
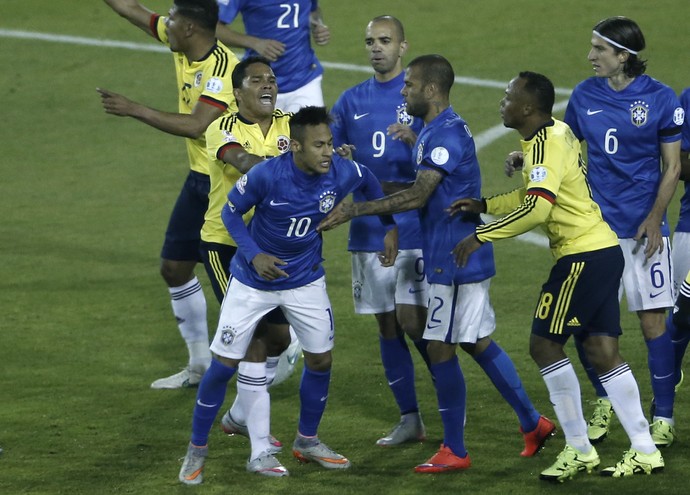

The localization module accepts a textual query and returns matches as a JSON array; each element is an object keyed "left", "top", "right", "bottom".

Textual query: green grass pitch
[{"left": 1, "top": 1, "right": 688, "bottom": 493}]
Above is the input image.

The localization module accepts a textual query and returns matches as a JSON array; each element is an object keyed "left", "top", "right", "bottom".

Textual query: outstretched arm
[
  {"left": 97, "top": 88, "right": 224, "bottom": 139},
  {"left": 317, "top": 169, "right": 442, "bottom": 231},
  {"left": 103, "top": 0, "right": 156, "bottom": 36}
]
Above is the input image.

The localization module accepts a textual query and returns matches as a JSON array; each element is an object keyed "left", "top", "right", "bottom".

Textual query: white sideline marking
[{"left": 1, "top": 28, "right": 554, "bottom": 247}]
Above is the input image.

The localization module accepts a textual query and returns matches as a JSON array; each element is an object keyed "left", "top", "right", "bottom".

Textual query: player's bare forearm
[
  {"left": 103, "top": 0, "right": 155, "bottom": 35},
  {"left": 636, "top": 141, "right": 681, "bottom": 257},
  {"left": 680, "top": 151, "right": 690, "bottom": 181},
  {"left": 98, "top": 88, "right": 222, "bottom": 138},
  {"left": 352, "top": 169, "right": 440, "bottom": 217}
]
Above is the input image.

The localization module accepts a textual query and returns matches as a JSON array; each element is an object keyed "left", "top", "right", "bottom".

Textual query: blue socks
[
  {"left": 667, "top": 312, "right": 690, "bottom": 386},
  {"left": 380, "top": 335, "right": 418, "bottom": 415},
  {"left": 191, "top": 358, "right": 236, "bottom": 446},
  {"left": 474, "top": 340, "right": 540, "bottom": 432},
  {"left": 647, "top": 331, "right": 675, "bottom": 418},
  {"left": 431, "top": 355, "right": 467, "bottom": 457},
  {"left": 298, "top": 366, "right": 331, "bottom": 437}
]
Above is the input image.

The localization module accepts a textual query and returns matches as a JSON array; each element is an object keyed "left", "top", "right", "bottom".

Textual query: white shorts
[
  {"left": 351, "top": 250, "right": 428, "bottom": 314},
  {"left": 210, "top": 276, "right": 334, "bottom": 359},
  {"left": 672, "top": 231, "right": 690, "bottom": 297},
  {"left": 619, "top": 237, "right": 674, "bottom": 311},
  {"left": 423, "top": 280, "right": 496, "bottom": 344},
  {"left": 275, "top": 76, "right": 324, "bottom": 113}
]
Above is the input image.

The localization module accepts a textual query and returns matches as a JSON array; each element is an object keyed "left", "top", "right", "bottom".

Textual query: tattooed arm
[{"left": 318, "top": 169, "right": 442, "bottom": 231}]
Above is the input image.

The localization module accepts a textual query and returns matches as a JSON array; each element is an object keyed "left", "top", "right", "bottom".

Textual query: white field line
[{"left": 2, "top": 28, "right": 555, "bottom": 247}]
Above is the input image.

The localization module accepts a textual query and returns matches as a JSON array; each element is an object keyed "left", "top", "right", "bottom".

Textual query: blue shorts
[
  {"left": 160, "top": 171, "right": 209, "bottom": 262},
  {"left": 531, "top": 246, "right": 623, "bottom": 344},
  {"left": 200, "top": 241, "right": 237, "bottom": 304},
  {"left": 199, "top": 241, "right": 288, "bottom": 325}
]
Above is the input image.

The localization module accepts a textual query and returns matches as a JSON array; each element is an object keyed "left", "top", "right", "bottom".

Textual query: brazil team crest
[
  {"left": 629, "top": 100, "right": 649, "bottom": 127},
  {"left": 396, "top": 104, "right": 414, "bottom": 126},
  {"left": 353, "top": 280, "right": 362, "bottom": 300},
  {"left": 220, "top": 326, "right": 236, "bottom": 345},
  {"left": 319, "top": 190, "right": 337, "bottom": 213}
]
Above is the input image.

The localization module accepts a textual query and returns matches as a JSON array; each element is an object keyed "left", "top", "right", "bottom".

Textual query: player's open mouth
[{"left": 260, "top": 93, "right": 273, "bottom": 104}]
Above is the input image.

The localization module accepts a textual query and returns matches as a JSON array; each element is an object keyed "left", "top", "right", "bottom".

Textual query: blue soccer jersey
[
  {"left": 331, "top": 72, "right": 424, "bottom": 252},
  {"left": 222, "top": 153, "right": 393, "bottom": 290},
  {"left": 414, "top": 107, "right": 495, "bottom": 286},
  {"left": 676, "top": 87, "right": 690, "bottom": 234},
  {"left": 564, "top": 75, "right": 684, "bottom": 237},
  {"left": 217, "top": 0, "right": 323, "bottom": 93}
]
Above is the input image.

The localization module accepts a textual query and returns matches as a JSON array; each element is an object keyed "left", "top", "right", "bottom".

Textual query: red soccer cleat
[
  {"left": 414, "top": 444, "right": 471, "bottom": 473},
  {"left": 520, "top": 415, "right": 556, "bottom": 457}
]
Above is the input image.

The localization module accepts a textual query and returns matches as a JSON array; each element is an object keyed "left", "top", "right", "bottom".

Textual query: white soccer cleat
[
  {"left": 151, "top": 366, "right": 204, "bottom": 389},
  {"left": 247, "top": 452, "right": 289, "bottom": 477}
]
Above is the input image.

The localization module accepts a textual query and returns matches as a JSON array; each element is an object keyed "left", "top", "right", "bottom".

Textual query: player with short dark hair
[
  {"left": 563, "top": 16, "right": 683, "bottom": 447},
  {"left": 178, "top": 106, "right": 398, "bottom": 485},
  {"left": 99, "top": 0, "right": 239, "bottom": 389},
  {"left": 201, "top": 56, "right": 294, "bottom": 475},
  {"left": 451, "top": 70, "right": 664, "bottom": 481},
  {"left": 319, "top": 56, "right": 553, "bottom": 474},
  {"left": 329, "top": 15, "right": 429, "bottom": 447}
]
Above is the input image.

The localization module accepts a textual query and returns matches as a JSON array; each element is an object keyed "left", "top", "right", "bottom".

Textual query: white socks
[
  {"left": 169, "top": 277, "right": 210, "bottom": 371},
  {"left": 234, "top": 361, "right": 271, "bottom": 460},
  {"left": 599, "top": 363, "right": 657, "bottom": 454},
  {"left": 541, "top": 358, "right": 592, "bottom": 453}
]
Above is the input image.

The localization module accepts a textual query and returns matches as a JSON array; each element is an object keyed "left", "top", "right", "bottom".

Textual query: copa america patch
[
  {"left": 629, "top": 100, "right": 649, "bottom": 127},
  {"left": 674, "top": 107, "right": 685, "bottom": 126},
  {"left": 276, "top": 135, "right": 290, "bottom": 154},
  {"left": 222, "top": 130, "right": 238, "bottom": 143},
  {"left": 319, "top": 190, "right": 337, "bottom": 213},
  {"left": 430, "top": 146, "right": 450, "bottom": 165},
  {"left": 220, "top": 327, "right": 236, "bottom": 345},
  {"left": 416, "top": 143, "right": 424, "bottom": 165},
  {"left": 205, "top": 77, "right": 224, "bottom": 94},
  {"left": 396, "top": 104, "right": 414, "bottom": 126},
  {"left": 236, "top": 174, "right": 248, "bottom": 194},
  {"left": 530, "top": 166, "right": 548, "bottom": 182},
  {"left": 194, "top": 71, "right": 203, "bottom": 87}
]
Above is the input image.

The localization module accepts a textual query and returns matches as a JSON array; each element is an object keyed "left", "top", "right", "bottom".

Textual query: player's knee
[
  {"left": 159, "top": 259, "right": 194, "bottom": 287},
  {"left": 303, "top": 351, "right": 332, "bottom": 372}
]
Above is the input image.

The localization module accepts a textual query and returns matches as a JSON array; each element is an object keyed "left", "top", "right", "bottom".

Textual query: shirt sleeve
[
  {"left": 476, "top": 193, "right": 552, "bottom": 243},
  {"left": 485, "top": 188, "right": 526, "bottom": 216},
  {"left": 222, "top": 169, "right": 266, "bottom": 262}
]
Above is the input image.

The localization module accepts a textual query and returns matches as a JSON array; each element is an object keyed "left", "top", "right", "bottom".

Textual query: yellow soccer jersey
[
  {"left": 477, "top": 119, "right": 618, "bottom": 259},
  {"left": 152, "top": 15, "right": 239, "bottom": 175},
  {"left": 202, "top": 110, "right": 292, "bottom": 245}
]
